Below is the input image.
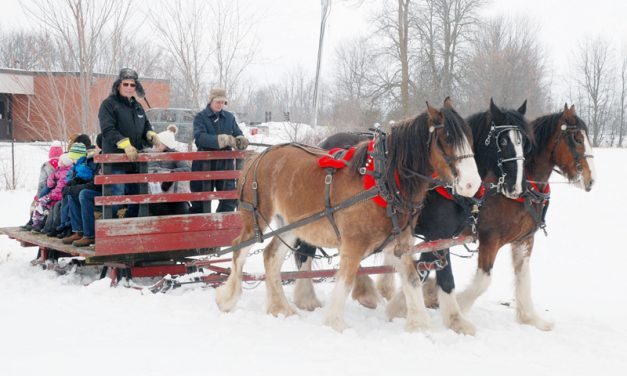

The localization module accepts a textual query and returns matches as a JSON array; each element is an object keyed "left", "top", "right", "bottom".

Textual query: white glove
[{"left": 217, "top": 134, "right": 237, "bottom": 149}]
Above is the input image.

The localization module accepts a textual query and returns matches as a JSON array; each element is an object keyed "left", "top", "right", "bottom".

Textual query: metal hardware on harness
[{"left": 324, "top": 168, "right": 341, "bottom": 240}]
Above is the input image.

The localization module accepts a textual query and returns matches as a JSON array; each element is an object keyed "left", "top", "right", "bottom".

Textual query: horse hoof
[
  {"left": 405, "top": 317, "right": 430, "bottom": 332},
  {"left": 215, "top": 285, "right": 239, "bottom": 312},
  {"left": 325, "top": 316, "right": 349, "bottom": 332},
  {"left": 422, "top": 278, "right": 439, "bottom": 308},
  {"left": 376, "top": 276, "right": 395, "bottom": 301},
  {"left": 267, "top": 304, "right": 297, "bottom": 317},
  {"left": 385, "top": 292, "right": 407, "bottom": 320},
  {"left": 519, "top": 316, "right": 554, "bottom": 331},
  {"left": 294, "top": 297, "right": 322, "bottom": 311},
  {"left": 447, "top": 314, "right": 477, "bottom": 336}
]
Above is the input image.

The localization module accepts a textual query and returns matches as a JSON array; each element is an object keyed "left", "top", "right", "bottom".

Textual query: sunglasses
[{"left": 122, "top": 82, "right": 136, "bottom": 88}]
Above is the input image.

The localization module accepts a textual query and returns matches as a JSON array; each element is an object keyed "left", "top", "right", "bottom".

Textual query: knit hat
[
  {"left": 208, "top": 87, "right": 228, "bottom": 105},
  {"left": 59, "top": 153, "right": 73, "bottom": 167},
  {"left": 158, "top": 128, "right": 178, "bottom": 149},
  {"left": 69, "top": 142, "right": 87, "bottom": 161},
  {"left": 49, "top": 141, "right": 63, "bottom": 159},
  {"left": 112, "top": 67, "right": 145, "bottom": 98}
]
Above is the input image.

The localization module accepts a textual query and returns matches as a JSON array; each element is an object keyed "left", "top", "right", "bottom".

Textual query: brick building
[{"left": 0, "top": 69, "right": 170, "bottom": 142}]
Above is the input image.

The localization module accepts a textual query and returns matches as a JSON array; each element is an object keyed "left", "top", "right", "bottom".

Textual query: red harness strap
[
  {"left": 431, "top": 173, "right": 485, "bottom": 201},
  {"left": 513, "top": 175, "right": 550, "bottom": 203},
  {"left": 363, "top": 140, "right": 400, "bottom": 208},
  {"left": 317, "top": 147, "right": 357, "bottom": 169}
]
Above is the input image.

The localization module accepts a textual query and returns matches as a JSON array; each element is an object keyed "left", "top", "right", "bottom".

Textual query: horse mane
[
  {"left": 529, "top": 111, "right": 589, "bottom": 163},
  {"left": 467, "top": 108, "right": 533, "bottom": 175},
  {"left": 350, "top": 108, "right": 467, "bottom": 202}
]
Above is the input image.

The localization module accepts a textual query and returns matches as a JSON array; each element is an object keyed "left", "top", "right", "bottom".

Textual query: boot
[
  {"left": 62, "top": 232, "right": 82, "bottom": 245},
  {"left": 73, "top": 236, "right": 95, "bottom": 247}
]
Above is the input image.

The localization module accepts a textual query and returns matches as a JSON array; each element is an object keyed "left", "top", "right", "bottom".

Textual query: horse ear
[
  {"left": 564, "top": 103, "right": 569, "bottom": 112},
  {"left": 443, "top": 96, "right": 454, "bottom": 109},
  {"left": 569, "top": 104, "right": 577, "bottom": 115},
  {"left": 426, "top": 101, "right": 442, "bottom": 122},
  {"left": 490, "top": 98, "right": 503, "bottom": 118},
  {"left": 517, "top": 100, "right": 527, "bottom": 115}
]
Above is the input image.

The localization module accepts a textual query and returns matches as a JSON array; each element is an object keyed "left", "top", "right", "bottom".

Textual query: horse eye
[{"left": 500, "top": 138, "right": 508, "bottom": 147}]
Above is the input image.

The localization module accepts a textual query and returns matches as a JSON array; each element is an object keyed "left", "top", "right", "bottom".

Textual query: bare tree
[
  {"left": 618, "top": 52, "right": 627, "bottom": 147},
  {"left": 25, "top": 0, "right": 132, "bottom": 134},
  {"left": 575, "top": 37, "right": 614, "bottom": 146},
  {"left": 209, "top": 0, "right": 258, "bottom": 100},
  {"left": 460, "top": 15, "right": 550, "bottom": 117},
  {"left": 412, "top": 0, "right": 484, "bottom": 100},
  {"left": 331, "top": 36, "right": 382, "bottom": 128},
  {"left": 149, "top": 0, "right": 211, "bottom": 110}
]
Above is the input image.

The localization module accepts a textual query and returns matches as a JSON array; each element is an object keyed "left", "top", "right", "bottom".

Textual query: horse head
[
  {"left": 425, "top": 98, "right": 481, "bottom": 197},
  {"left": 470, "top": 98, "right": 532, "bottom": 199},
  {"left": 545, "top": 104, "right": 596, "bottom": 191}
]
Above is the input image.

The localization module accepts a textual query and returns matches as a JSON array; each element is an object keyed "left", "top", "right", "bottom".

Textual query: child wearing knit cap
[
  {"left": 30, "top": 153, "right": 74, "bottom": 232},
  {"left": 21, "top": 141, "right": 63, "bottom": 231}
]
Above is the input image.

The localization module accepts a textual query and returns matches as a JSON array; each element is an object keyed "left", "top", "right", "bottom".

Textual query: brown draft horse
[
  {"left": 215, "top": 99, "right": 481, "bottom": 332},
  {"left": 387, "top": 104, "right": 596, "bottom": 331}
]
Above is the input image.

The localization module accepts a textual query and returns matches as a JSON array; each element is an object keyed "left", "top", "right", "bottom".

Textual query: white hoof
[
  {"left": 215, "top": 284, "right": 240, "bottom": 312},
  {"left": 385, "top": 291, "right": 407, "bottom": 320},
  {"left": 267, "top": 303, "right": 297, "bottom": 317},
  {"left": 405, "top": 315, "right": 430, "bottom": 332},
  {"left": 446, "top": 313, "right": 476, "bottom": 336},
  {"left": 325, "top": 316, "right": 349, "bottom": 332},
  {"left": 352, "top": 282, "right": 380, "bottom": 309},
  {"left": 422, "top": 277, "right": 439, "bottom": 308},
  {"left": 294, "top": 279, "right": 323, "bottom": 311},
  {"left": 518, "top": 314, "right": 555, "bottom": 331},
  {"left": 377, "top": 274, "right": 395, "bottom": 301}
]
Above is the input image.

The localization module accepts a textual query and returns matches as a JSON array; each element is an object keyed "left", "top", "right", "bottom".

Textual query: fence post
[{"left": 11, "top": 139, "right": 15, "bottom": 189}]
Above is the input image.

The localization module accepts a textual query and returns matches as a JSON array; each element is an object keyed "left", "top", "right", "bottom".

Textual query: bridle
[
  {"left": 484, "top": 122, "right": 526, "bottom": 192},
  {"left": 550, "top": 123, "right": 594, "bottom": 176},
  {"left": 424, "top": 121, "right": 475, "bottom": 189}
]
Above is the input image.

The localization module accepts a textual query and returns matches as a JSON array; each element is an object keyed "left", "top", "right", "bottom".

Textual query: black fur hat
[{"left": 111, "top": 68, "right": 145, "bottom": 98}]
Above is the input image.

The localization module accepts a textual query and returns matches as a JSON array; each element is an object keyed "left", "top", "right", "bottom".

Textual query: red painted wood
[
  {"left": 94, "top": 191, "right": 238, "bottom": 206},
  {"left": 94, "top": 151, "right": 251, "bottom": 163},
  {"left": 95, "top": 212, "right": 242, "bottom": 237},
  {"left": 94, "top": 228, "right": 241, "bottom": 256},
  {"left": 130, "top": 264, "right": 187, "bottom": 278},
  {"left": 94, "top": 170, "right": 241, "bottom": 185}
]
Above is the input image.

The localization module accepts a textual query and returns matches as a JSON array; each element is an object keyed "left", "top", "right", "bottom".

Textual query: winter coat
[
  {"left": 147, "top": 148, "right": 190, "bottom": 193},
  {"left": 98, "top": 92, "right": 153, "bottom": 154},
  {"left": 193, "top": 107, "right": 243, "bottom": 151},
  {"left": 192, "top": 107, "right": 243, "bottom": 175},
  {"left": 64, "top": 154, "right": 102, "bottom": 196},
  {"left": 36, "top": 159, "right": 58, "bottom": 198},
  {"left": 47, "top": 164, "right": 71, "bottom": 202}
]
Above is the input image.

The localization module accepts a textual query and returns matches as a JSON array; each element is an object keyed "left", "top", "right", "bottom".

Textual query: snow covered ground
[{"left": 1, "top": 142, "right": 626, "bottom": 376}]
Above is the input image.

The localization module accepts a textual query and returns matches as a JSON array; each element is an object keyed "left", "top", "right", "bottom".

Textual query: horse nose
[{"left": 586, "top": 179, "right": 595, "bottom": 191}]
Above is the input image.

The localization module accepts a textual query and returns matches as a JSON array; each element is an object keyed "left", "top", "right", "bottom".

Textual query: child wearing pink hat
[{"left": 21, "top": 141, "right": 64, "bottom": 231}]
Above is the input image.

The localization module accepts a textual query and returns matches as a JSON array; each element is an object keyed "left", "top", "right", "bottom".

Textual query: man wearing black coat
[
  {"left": 190, "top": 87, "right": 249, "bottom": 213},
  {"left": 98, "top": 68, "right": 160, "bottom": 218}
]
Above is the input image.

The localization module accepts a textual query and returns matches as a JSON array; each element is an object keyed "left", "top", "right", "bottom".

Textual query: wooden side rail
[
  {"left": 93, "top": 150, "right": 251, "bottom": 163},
  {"left": 95, "top": 191, "right": 238, "bottom": 206},
  {"left": 94, "top": 170, "right": 240, "bottom": 185},
  {"left": 95, "top": 150, "right": 251, "bottom": 218},
  {"left": 94, "top": 212, "right": 242, "bottom": 256}
]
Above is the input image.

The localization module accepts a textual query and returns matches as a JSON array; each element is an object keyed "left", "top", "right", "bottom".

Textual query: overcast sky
[{"left": 2, "top": 0, "right": 627, "bottom": 100}]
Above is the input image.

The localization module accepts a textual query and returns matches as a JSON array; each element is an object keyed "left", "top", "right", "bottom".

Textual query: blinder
[
  {"left": 484, "top": 122, "right": 526, "bottom": 192},
  {"left": 553, "top": 123, "right": 594, "bottom": 174}
]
